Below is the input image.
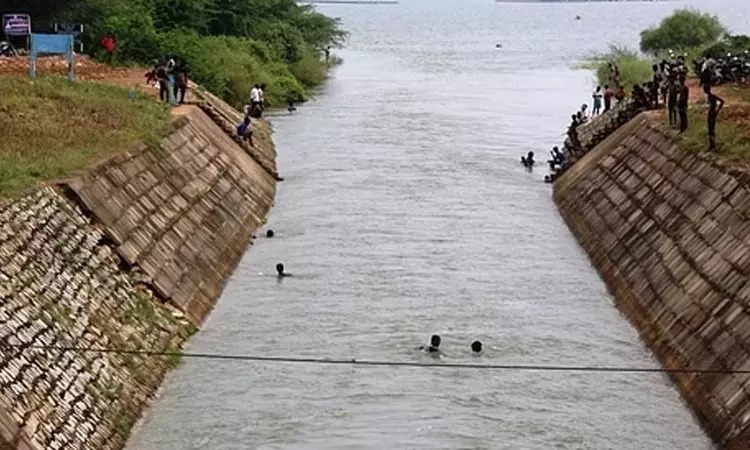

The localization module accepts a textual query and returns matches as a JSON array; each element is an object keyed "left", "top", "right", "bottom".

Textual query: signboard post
[
  {"left": 2, "top": 13, "right": 32, "bottom": 51},
  {"left": 2, "top": 14, "right": 31, "bottom": 37},
  {"left": 30, "top": 34, "right": 75, "bottom": 82},
  {"left": 54, "top": 23, "right": 84, "bottom": 53}
]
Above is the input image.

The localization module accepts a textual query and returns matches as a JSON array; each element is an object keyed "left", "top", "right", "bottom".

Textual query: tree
[{"left": 640, "top": 9, "right": 726, "bottom": 55}]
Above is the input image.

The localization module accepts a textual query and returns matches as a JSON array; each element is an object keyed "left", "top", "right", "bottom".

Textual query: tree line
[{"left": 5, "top": 0, "right": 347, "bottom": 106}]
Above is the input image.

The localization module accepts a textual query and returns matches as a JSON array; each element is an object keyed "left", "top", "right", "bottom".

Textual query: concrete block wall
[
  {"left": 554, "top": 114, "right": 750, "bottom": 448},
  {"left": 66, "top": 106, "right": 277, "bottom": 324},
  {"left": 0, "top": 93, "right": 278, "bottom": 449},
  {"left": 0, "top": 188, "right": 193, "bottom": 450}
]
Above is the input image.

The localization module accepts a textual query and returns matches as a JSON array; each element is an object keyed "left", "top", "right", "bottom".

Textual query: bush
[
  {"left": 24, "top": 0, "right": 347, "bottom": 107},
  {"left": 640, "top": 9, "right": 726, "bottom": 55},
  {"left": 701, "top": 34, "right": 750, "bottom": 59},
  {"left": 591, "top": 46, "right": 654, "bottom": 89}
]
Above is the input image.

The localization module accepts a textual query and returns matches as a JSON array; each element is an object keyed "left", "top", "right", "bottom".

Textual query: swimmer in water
[
  {"left": 276, "top": 263, "right": 291, "bottom": 277},
  {"left": 471, "top": 340, "right": 483, "bottom": 354},
  {"left": 266, "top": 229, "right": 275, "bottom": 238},
  {"left": 419, "top": 334, "right": 441, "bottom": 353}
]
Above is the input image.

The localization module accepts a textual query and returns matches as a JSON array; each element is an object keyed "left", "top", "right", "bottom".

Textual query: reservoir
[{"left": 128, "top": 0, "right": 750, "bottom": 448}]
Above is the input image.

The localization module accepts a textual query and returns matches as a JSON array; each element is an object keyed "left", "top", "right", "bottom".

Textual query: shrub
[
  {"left": 640, "top": 9, "right": 726, "bottom": 55},
  {"left": 591, "top": 45, "right": 654, "bottom": 89}
]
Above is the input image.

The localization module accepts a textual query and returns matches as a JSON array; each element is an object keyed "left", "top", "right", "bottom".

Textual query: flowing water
[{"left": 128, "top": 1, "right": 750, "bottom": 448}]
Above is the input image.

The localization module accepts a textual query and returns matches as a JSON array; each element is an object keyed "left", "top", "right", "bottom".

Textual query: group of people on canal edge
[
  {"left": 527, "top": 56, "right": 728, "bottom": 182},
  {"left": 145, "top": 58, "right": 190, "bottom": 105},
  {"left": 235, "top": 84, "right": 269, "bottom": 147},
  {"left": 419, "top": 335, "right": 484, "bottom": 356}
]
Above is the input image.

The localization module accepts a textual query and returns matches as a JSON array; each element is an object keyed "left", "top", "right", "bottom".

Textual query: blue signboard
[
  {"left": 30, "top": 34, "right": 75, "bottom": 81},
  {"left": 2, "top": 14, "right": 31, "bottom": 37}
]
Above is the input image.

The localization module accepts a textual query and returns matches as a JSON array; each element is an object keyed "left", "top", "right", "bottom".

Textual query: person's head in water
[
  {"left": 276, "top": 263, "right": 285, "bottom": 276},
  {"left": 266, "top": 229, "right": 275, "bottom": 238},
  {"left": 430, "top": 334, "right": 441, "bottom": 349},
  {"left": 471, "top": 340, "right": 482, "bottom": 353}
]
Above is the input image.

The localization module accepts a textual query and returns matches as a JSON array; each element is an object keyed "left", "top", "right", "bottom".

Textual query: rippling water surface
[{"left": 128, "top": 1, "right": 750, "bottom": 448}]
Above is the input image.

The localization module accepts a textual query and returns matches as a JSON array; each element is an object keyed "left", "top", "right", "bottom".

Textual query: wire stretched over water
[{"left": 0, "top": 342, "right": 745, "bottom": 374}]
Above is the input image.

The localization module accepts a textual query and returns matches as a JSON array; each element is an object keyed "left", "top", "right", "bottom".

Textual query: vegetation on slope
[
  {"left": 590, "top": 9, "right": 735, "bottom": 87},
  {"left": 8, "top": 0, "right": 347, "bottom": 106},
  {"left": 0, "top": 76, "right": 171, "bottom": 196}
]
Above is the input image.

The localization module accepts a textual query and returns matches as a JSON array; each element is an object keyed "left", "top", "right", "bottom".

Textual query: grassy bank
[
  {"left": 673, "top": 84, "right": 750, "bottom": 160},
  {"left": 0, "top": 76, "right": 171, "bottom": 196}
]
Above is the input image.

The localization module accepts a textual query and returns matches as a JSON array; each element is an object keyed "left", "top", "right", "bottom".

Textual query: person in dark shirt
[
  {"left": 651, "top": 64, "right": 663, "bottom": 108},
  {"left": 667, "top": 77, "right": 678, "bottom": 128},
  {"left": 419, "top": 335, "right": 441, "bottom": 353},
  {"left": 677, "top": 76, "right": 689, "bottom": 133},
  {"left": 603, "top": 85, "right": 613, "bottom": 112},
  {"left": 704, "top": 84, "right": 725, "bottom": 151},
  {"left": 174, "top": 61, "right": 189, "bottom": 104},
  {"left": 236, "top": 116, "right": 254, "bottom": 146},
  {"left": 155, "top": 60, "right": 169, "bottom": 103}
]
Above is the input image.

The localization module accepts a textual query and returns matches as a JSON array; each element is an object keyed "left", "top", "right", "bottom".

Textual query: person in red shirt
[
  {"left": 603, "top": 84, "right": 614, "bottom": 112},
  {"left": 100, "top": 34, "right": 116, "bottom": 64}
]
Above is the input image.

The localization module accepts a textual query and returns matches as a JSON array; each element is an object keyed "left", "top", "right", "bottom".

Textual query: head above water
[
  {"left": 276, "top": 263, "right": 285, "bottom": 275},
  {"left": 471, "top": 341, "right": 482, "bottom": 353},
  {"left": 266, "top": 229, "right": 275, "bottom": 238},
  {"left": 430, "top": 335, "right": 441, "bottom": 348}
]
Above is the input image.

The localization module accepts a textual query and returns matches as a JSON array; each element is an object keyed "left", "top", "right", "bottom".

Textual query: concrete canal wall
[
  {"left": 554, "top": 113, "right": 750, "bottom": 448},
  {"left": 0, "top": 96, "right": 277, "bottom": 449}
]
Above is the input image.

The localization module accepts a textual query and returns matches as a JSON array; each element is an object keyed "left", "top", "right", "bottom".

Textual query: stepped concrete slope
[
  {"left": 0, "top": 95, "right": 277, "bottom": 449},
  {"left": 554, "top": 114, "right": 750, "bottom": 449},
  {"left": 65, "top": 106, "right": 276, "bottom": 324}
]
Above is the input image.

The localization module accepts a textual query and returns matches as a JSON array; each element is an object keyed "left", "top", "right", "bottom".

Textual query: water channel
[{"left": 128, "top": 0, "right": 750, "bottom": 448}]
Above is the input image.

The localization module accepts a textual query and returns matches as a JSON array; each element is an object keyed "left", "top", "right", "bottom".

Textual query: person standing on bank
[
  {"left": 250, "top": 84, "right": 262, "bottom": 117},
  {"left": 592, "top": 86, "right": 603, "bottom": 116},
  {"left": 677, "top": 76, "right": 689, "bottom": 133},
  {"left": 704, "top": 84, "right": 725, "bottom": 151},
  {"left": 666, "top": 77, "right": 678, "bottom": 128}
]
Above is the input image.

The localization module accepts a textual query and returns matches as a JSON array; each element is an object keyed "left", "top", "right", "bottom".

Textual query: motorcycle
[{"left": 0, "top": 41, "right": 17, "bottom": 57}]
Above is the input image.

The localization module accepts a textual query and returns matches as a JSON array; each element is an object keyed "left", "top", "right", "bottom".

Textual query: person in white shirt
[{"left": 249, "top": 84, "right": 261, "bottom": 116}]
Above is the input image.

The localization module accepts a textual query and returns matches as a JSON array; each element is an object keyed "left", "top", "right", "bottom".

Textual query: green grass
[
  {"left": 0, "top": 75, "right": 171, "bottom": 197},
  {"left": 676, "top": 108, "right": 750, "bottom": 159}
]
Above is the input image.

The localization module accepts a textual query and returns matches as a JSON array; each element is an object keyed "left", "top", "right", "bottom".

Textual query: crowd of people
[
  {"left": 145, "top": 58, "right": 190, "bottom": 104},
  {"left": 234, "top": 83, "right": 269, "bottom": 147},
  {"left": 532, "top": 57, "right": 729, "bottom": 183}
]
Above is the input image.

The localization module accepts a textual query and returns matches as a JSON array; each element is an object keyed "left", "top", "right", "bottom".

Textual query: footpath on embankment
[
  {"left": 0, "top": 63, "right": 278, "bottom": 449},
  {"left": 553, "top": 88, "right": 750, "bottom": 448}
]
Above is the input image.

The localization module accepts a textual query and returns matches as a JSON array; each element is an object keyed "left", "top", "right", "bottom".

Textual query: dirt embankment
[{"left": 0, "top": 55, "right": 158, "bottom": 95}]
